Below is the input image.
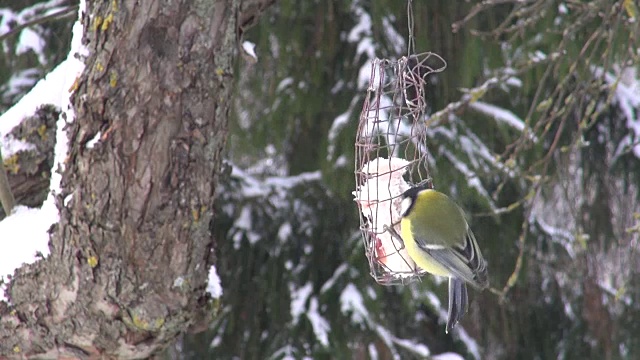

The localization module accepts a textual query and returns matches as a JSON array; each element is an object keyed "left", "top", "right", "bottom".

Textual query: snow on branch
[
  {"left": 594, "top": 66, "right": 640, "bottom": 158},
  {"left": 426, "top": 52, "right": 561, "bottom": 130},
  {"left": 0, "top": 1, "right": 87, "bottom": 301},
  {"left": 469, "top": 101, "right": 526, "bottom": 132},
  {"left": 290, "top": 282, "right": 330, "bottom": 347},
  {"left": 230, "top": 164, "right": 322, "bottom": 198}
]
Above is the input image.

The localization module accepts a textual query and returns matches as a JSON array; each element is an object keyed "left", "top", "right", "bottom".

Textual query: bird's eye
[{"left": 400, "top": 197, "right": 413, "bottom": 216}]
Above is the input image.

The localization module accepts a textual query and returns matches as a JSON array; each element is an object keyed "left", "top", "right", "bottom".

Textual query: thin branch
[
  {"left": 0, "top": 5, "right": 79, "bottom": 43},
  {"left": 425, "top": 52, "right": 560, "bottom": 129},
  {"left": 451, "top": 0, "right": 537, "bottom": 34}
]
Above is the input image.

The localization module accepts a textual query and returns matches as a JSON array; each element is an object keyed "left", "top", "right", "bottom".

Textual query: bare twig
[
  {"left": 451, "top": 0, "right": 528, "bottom": 33},
  {"left": 0, "top": 5, "right": 79, "bottom": 43},
  {"left": 450, "top": 0, "right": 639, "bottom": 304}
]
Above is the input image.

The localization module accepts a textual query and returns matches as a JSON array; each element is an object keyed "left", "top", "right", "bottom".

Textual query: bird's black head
[{"left": 400, "top": 184, "right": 430, "bottom": 217}]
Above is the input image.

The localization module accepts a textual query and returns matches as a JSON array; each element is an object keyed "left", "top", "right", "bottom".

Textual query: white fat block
[
  {"left": 354, "top": 157, "right": 416, "bottom": 274},
  {"left": 359, "top": 157, "right": 410, "bottom": 177},
  {"left": 373, "top": 222, "right": 416, "bottom": 275}
]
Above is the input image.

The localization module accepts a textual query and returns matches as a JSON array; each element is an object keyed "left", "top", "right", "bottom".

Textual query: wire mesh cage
[{"left": 353, "top": 52, "right": 447, "bottom": 285}]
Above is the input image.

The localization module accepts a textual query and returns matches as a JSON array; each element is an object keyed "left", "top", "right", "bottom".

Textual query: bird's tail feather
[{"left": 446, "top": 278, "right": 468, "bottom": 333}]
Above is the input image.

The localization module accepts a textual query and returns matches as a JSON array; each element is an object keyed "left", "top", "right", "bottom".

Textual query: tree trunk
[{"left": 0, "top": 0, "right": 271, "bottom": 358}]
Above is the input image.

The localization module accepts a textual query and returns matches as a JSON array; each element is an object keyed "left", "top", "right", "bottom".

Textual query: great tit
[{"left": 400, "top": 185, "right": 489, "bottom": 333}]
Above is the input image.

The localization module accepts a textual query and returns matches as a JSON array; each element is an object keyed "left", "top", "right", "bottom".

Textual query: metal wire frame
[{"left": 354, "top": 52, "right": 446, "bottom": 285}]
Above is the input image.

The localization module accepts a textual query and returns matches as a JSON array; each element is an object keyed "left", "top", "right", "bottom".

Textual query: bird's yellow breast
[{"left": 400, "top": 217, "right": 451, "bottom": 277}]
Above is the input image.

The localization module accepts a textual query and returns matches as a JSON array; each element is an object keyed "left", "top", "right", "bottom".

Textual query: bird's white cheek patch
[{"left": 400, "top": 197, "right": 412, "bottom": 217}]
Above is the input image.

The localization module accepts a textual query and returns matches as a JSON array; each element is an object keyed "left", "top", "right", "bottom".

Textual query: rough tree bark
[{"left": 0, "top": 0, "right": 273, "bottom": 358}]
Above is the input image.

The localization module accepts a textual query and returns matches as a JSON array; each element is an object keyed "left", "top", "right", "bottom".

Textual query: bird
[{"left": 399, "top": 184, "right": 489, "bottom": 333}]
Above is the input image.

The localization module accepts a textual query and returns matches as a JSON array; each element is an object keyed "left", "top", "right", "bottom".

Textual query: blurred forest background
[{"left": 2, "top": 0, "right": 640, "bottom": 359}]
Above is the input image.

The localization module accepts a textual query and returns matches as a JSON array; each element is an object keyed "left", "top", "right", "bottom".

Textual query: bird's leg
[
  {"left": 382, "top": 224, "right": 404, "bottom": 249},
  {"left": 382, "top": 224, "right": 422, "bottom": 276}
]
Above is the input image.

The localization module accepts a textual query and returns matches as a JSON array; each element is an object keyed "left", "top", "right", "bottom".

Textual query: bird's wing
[{"left": 413, "top": 228, "right": 488, "bottom": 289}]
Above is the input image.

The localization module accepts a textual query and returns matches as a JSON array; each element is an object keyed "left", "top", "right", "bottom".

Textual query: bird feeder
[{"left": 353, "top": 52, "right": 446, "bottom": 285}]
